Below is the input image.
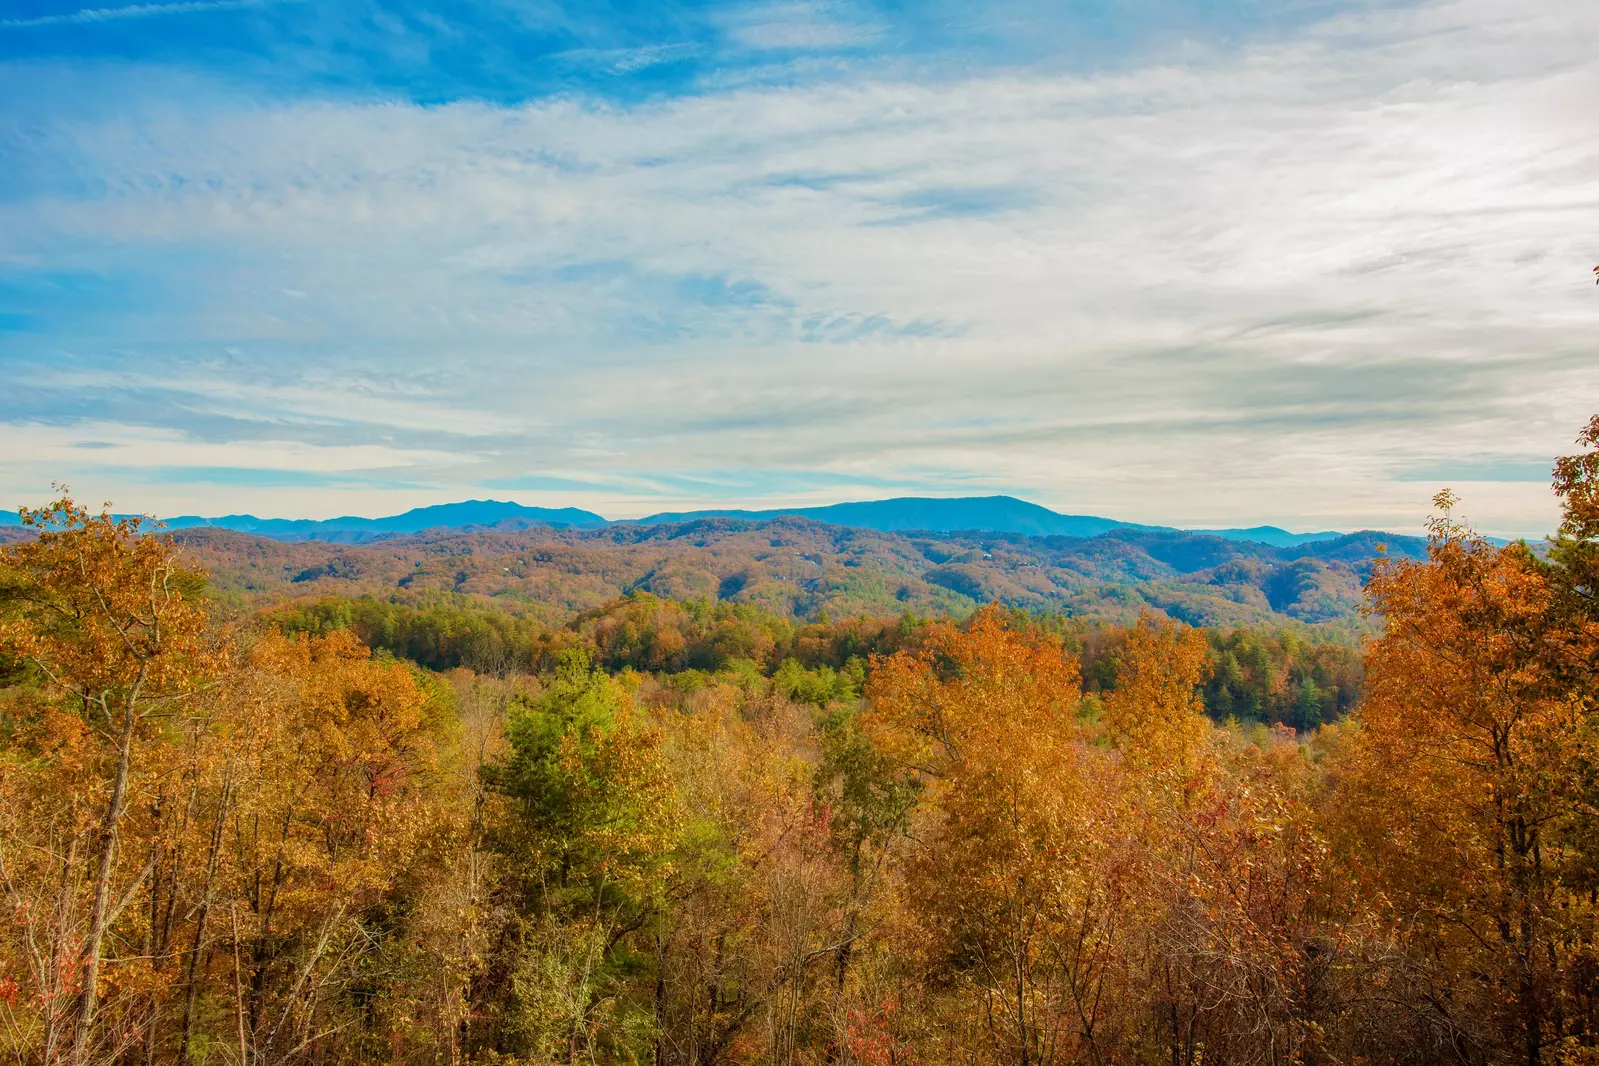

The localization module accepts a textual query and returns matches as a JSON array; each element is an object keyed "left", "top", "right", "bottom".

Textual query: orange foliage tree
[
  {"left": 1338, "top": 481, "right": 1599, "bottom": 1062},
  {"left": 9, "top": 415, "right": 1599, "bottom": 1066},
  {"left": 0, "top": 498, "right": 221, "bottom": 1066},
  {"left": 864, "top": 607, "right": 1132, "bottom": 1065}
]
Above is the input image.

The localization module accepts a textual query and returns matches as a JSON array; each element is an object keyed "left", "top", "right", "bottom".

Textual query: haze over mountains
[{"left": 0, "top": 495, "right": 1348, "bottom": 548}]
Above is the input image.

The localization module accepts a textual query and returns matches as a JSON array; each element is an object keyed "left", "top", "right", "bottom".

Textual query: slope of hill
[{"left": 175, "top": 516, "right": 1428, "bottom": 629}]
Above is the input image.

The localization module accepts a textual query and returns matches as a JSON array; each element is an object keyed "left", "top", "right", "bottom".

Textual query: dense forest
[
  {"left": 143, "top": 516, "right": 1425, "bottom": 631},
  {"left": 2, "top": 416, "right": 1598, "bottom": 1066}
]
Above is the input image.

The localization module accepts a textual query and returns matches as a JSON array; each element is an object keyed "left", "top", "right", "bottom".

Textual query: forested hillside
[
  {"left": 170, "top": 518, "right": 1425, "bottom": 630},
  {"left": 2, "top": 419, "right": 1594, "bottom": 1066}
]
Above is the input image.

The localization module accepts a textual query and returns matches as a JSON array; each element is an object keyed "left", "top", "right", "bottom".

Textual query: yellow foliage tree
[
  {"left": 864, "top": 607, "right": 1137, "bottom": 1066},
  {"left": 0, "top": 497, "right": 221, "bottom": 1066},
  {"left": 1337, "top": 489, "right": 1599, "bottom": 1063}
]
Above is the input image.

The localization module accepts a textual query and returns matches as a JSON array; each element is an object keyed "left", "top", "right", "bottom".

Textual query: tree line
[
  {"left": 3, "top": 415, "right": 1599, "bottom": 1065},
  {"left": 262, "top": 589, "right": 1360, "bottom": 732}
]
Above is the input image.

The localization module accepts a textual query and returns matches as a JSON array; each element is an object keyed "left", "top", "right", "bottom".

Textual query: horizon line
[{"left": 2, "top": 490, "right": 1545, "bottom": 541}]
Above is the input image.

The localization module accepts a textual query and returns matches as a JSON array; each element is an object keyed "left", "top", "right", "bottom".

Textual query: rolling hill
[{"left": 173, "top": 515, "right": 1427, "bottom": 629}]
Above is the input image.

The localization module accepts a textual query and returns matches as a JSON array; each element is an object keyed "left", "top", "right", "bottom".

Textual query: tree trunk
[
  {"left": 178, "top": 775, "right": 232, "bottom": 1066},
  {"left": 69, "top": 692, "right": 140, "bottom": 1066},
  {"left": 654, "top": 933, "right": 667, "bottom": 1066},
  {"left": 1519, "top": 871, "right": 1543, "bottom": 1066}
]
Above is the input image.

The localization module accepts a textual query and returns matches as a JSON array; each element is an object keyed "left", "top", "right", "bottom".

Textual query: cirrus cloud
[{"left": 0, "top": 0, "right": 1596, "bottom": 535}]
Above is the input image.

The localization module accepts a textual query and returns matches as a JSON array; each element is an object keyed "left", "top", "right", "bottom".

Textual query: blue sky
[{"left": 1, "top": 0, "right": 1596, "bottom": 535}]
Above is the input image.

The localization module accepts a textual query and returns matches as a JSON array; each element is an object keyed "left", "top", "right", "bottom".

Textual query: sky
[{"left": 0, "top": 0, "right": 1596, "bottom": 536}]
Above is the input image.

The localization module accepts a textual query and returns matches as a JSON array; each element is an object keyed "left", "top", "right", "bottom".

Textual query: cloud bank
[{"left": 1, "top": 0, "right": 1596, "bottom": 535}]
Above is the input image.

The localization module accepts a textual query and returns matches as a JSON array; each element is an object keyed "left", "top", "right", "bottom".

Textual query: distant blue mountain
[
  {"left": 1192, "top": 525, "right": 1344, "bottom": 548},
  {"left": 155, "top": 500, "right": 609, "bottom": 539},
  {"left": 631, "top": 495, "right": 1161, "bottom": 538},
  {"left": 632, "top": 497, "right": 1349, "bottom": 547},
  {"left": 2, "top": 494, "right": 1366, "bottom": 548}
]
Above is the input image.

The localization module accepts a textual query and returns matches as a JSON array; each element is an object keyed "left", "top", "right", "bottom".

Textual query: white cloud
[
  {"left": 1, "top": 0, "right": 1597, "bottom": 534},
  {"left": 719, "top": 1, "right": 885, "bottom": 50},
  {"left": 546, "top": 42, "right": 705, "bottom": 75}
]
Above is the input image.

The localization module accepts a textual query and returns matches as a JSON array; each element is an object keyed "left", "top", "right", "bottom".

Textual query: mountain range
[
  {"left": 162, "top": 515, "right": 1427, "bottom": 630},
  {"left": 0, "top": 495, "right": 1348, "bottom": 548}
]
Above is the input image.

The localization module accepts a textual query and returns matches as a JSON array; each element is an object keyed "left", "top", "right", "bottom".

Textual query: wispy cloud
[
  {"left": 0, "top": 0, "right": 284, "bottom": 30},
  {"left": 0, "top": 0, "right": 1596, "bottom": 534},
  {"left": 721, "top": 2, "right": 886, "bottom": 51},
  {"left": 548, "top": 42, "right": 705, "bottom": 76}
]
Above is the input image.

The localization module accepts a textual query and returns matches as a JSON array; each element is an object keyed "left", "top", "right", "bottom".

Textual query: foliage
[
  {"left": 265, "top": 594, "right": 565, "bottom": 674},
  {"left": 172, "top": 515, "right": 1424, "bottom": 629},
  {"left": 4, "top": 415, "right": 1598, "bottom": 1066}
]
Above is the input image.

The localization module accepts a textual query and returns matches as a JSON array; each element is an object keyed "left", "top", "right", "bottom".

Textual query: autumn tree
[
  {"left": 646, "top": 676, "right": 859, "bottom": 1066},
  {"left": 485, "top": 646, "right": 681, "bottom": 1063},
  {"left": 1336, "top": 484, "right": 1599, "bottom": 1064},
  {"left": 214, "top": 629, "right": 461, "bottom": 1064},
  {"left": 1548, "top": 413, "right": 1599, "bottom": 665},
  {"left": 24, "top": 418, "right": 1599, "bottom": 1066},
  {"left": 0, "top": 496, "right": 221, "bottom": 1065},
  {"left": 862, "top": 607, "right": 1137, "bottom": 1066},
  {"left": 1111, "top": 619, "right": 1358, "bottom": 1065}
]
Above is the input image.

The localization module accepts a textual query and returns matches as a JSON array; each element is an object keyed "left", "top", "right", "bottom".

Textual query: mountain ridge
[
  {"left": 164, "top": 515, "right": 1431, "bottom": 629},
  {"left": 0, "top": 494, "right": 1350, "bottom": 548}
]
